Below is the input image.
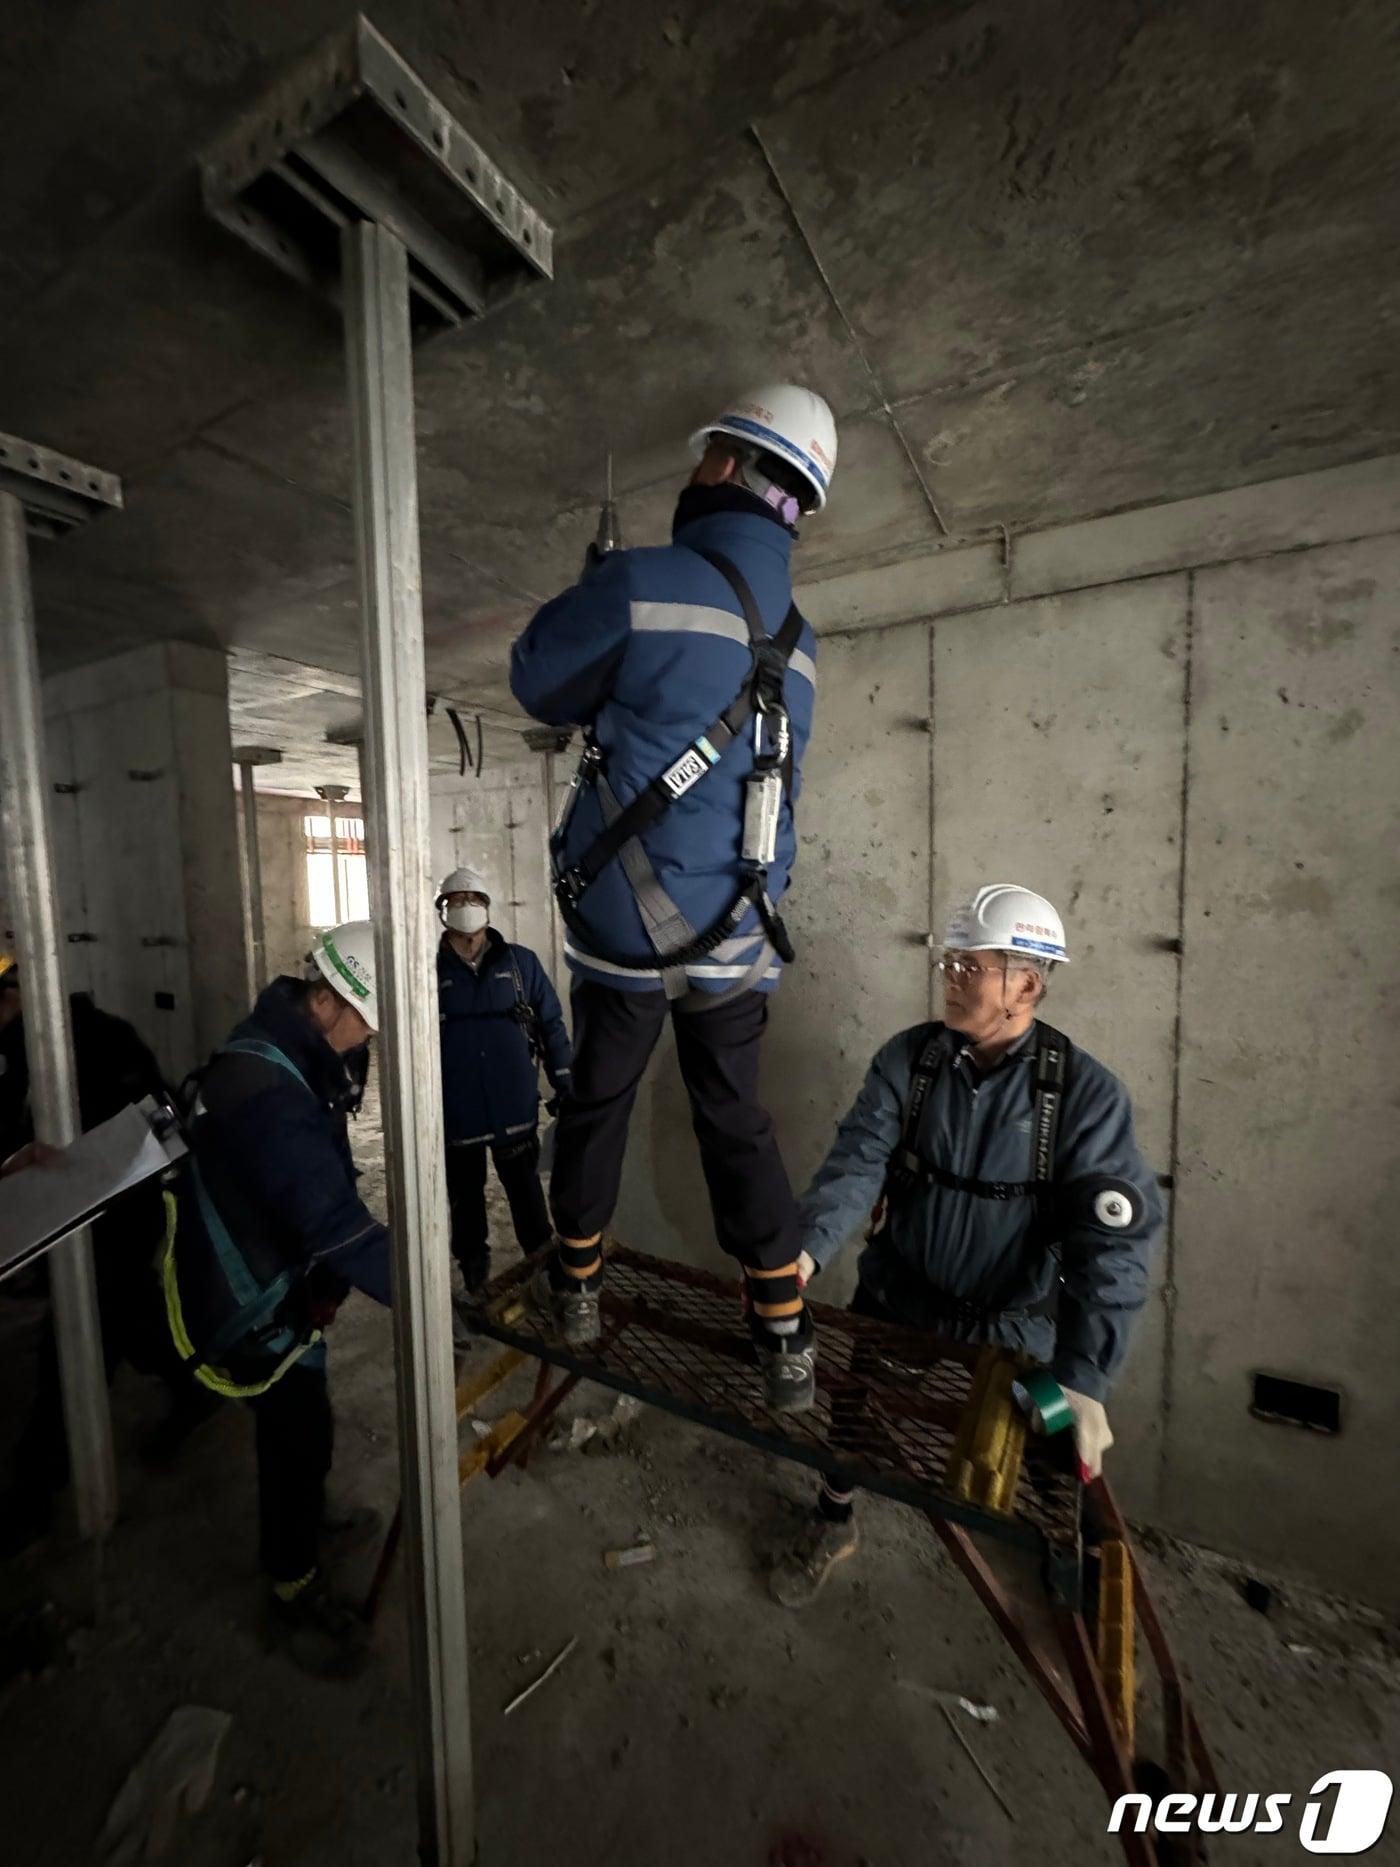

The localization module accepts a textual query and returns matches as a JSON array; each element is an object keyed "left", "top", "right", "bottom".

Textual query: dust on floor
[{"left": 2, "top": 1074, "right": 1397, "bottom": 1867}]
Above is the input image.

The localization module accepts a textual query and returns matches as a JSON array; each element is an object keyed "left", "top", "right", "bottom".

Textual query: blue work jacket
[
  {"left": 509, "top": 494, "right": 817, "bottom": 994},
  {"left": 437, "top": 930, "right": 571, "bottom": 1145},
  {"left": 170, "top": 979, "right": 391, "bottom": 1370},
  {"left": 799, "top": 1021, "right": 1162, "bottom": 1400}
]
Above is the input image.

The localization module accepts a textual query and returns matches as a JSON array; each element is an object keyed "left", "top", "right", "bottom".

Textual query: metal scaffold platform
[{"left": 367, "top": 1242, "right": 1218, "bottom": 1866}]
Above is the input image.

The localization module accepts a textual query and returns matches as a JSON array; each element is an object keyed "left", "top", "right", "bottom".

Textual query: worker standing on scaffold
[
  {"left": 510, "top": 385, "right": 837, "bottom": 1414},
  {"left": 770, "top": 884, "right": 1162, "bottom": 1604}
]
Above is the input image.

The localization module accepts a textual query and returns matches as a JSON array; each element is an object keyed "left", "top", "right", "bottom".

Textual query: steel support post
[
  {"left": 237, "top": 763, "right": 267, "bottom": 998},
  {"left": 343, "top": 221, "right": 474, "bottom": 1867},
  {"left": 0, "top": 490, "right": 118, "bottom": 1540}
]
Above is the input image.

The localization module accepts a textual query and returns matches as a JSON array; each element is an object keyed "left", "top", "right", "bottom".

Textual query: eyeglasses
[{"left": 935, "top": 954, "right": 1007, "bottom": 981}]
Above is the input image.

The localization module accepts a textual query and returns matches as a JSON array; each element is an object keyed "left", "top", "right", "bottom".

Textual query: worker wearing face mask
[
  {"left": 769, "top": 885, "right": 1162, "bottom": 1607},
  {"left": 435, "top": 867, "right": 572, "bottom": 1294},
  {"left": 161, "top": 922, "right": 392, "bottom": 1676}
]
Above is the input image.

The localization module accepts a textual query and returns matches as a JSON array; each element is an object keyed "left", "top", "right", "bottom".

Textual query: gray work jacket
[{"left": 798, "top": 1021, "right": 1162, "bottom": 1400}]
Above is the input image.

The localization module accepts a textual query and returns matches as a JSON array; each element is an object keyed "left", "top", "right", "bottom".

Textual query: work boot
[
  {"left": 531, "top": 1260, "right": 601, "bottom": 1347},
  {"left": 754, "top": 1320, "right": 818, "bottom": 1415},
  {"left": 266, "top": 1576, "right": 369, "bottom": 1680},
  {"left": 769, "top": 1511, "right": 860, "bottom": 1609}
]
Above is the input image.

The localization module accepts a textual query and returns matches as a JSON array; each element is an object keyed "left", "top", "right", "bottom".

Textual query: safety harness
[
  {"left": 551, "top": 548, "right": 800, "bottom": 1006},
  {"left": 162, "top": 1037, "right": 331, "bottom": 1398},
  {"left": 889, "top": 1021, "right": 1072, "bottom": 1213},
  {"left": 876, "top": 1022, "right": 1073, "bottom": 1326}
]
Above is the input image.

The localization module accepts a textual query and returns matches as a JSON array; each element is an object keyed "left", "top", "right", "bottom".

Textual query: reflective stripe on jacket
[{"left": 798, "top": 1021, "right": 1162, "bottom": 1400}]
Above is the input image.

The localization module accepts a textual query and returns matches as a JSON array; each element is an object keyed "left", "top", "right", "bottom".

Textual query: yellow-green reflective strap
[{"left": 160, "top": 1188, "right": 320, "bottom": 1400}]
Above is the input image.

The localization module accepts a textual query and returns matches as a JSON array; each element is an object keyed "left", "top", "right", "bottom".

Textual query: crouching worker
[
  {"left": 162, "top": 921, "right": 390, "bottom": 1675},
  {"left": 436, "top": 866, "right": 572, "bottom": 1293},
  {"left": 771, "top": 884, "right": 1161, "bottom": 1607}
]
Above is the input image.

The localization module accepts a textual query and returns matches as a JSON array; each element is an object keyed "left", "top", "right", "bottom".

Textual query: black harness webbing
[
  {"left": 505, "top": 949, "right": 543, "bottom": 1064},
  {"left": 551, "top": 549, "right": 800, "bottom": 975},
  {"left": 890, "top": 1021, "right": 1071, "bottom": 1216}
]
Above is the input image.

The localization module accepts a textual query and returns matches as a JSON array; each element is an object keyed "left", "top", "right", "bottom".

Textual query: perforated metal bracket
[
  {"left": 200, "top": 14, "right": 553, "bottom": 338},
  {"left": 0, "top": 432, "right": 123, "bottom": 540}
]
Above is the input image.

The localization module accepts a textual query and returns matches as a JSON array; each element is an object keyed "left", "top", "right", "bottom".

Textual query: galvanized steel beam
[
  {"left": 0, "top": 489, "right": 118, "bottom": 1540},
  {"left": 343, "top": 219, "right": 474, "bottom": 1867}
]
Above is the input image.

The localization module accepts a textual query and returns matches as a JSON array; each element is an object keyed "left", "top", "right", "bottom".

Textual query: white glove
[
  {"left": 1062, "top": 1389, "right": 1113, "bottom": 1482},
  {"left": 796, "top": 1250, "right": 817, "bottom": 1287}
]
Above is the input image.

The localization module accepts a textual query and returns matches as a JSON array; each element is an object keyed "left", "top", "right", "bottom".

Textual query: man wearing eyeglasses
[{"left": 770, "top": 883, "right": 1161, "bottom": 1607}]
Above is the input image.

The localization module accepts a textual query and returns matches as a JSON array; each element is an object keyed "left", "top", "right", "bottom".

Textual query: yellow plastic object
[
  {"left": 1097, "top": 1537, "right": 1136, "bottom": 1750},
  {"left": 943, "top": 1350, "right": 1027, "bottom": 1514}
]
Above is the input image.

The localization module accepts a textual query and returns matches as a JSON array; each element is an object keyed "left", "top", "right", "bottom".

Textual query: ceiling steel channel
[
  {"left": 199, "top": 13, "right": 553, "bottom": 341},
  {"left": 0, "top": 431, "right": 123, "bottom": 540}
]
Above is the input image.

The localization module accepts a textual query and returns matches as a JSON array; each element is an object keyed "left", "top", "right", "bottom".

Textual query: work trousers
[
  {"left": 444, "top": 1129, "right": 551, "bottom": 1284},
  {"left": 549, "top": 981, "right": 798, "bottom": 1271},
  {"left": 247, "top": 1359, "right": 334, "bottom": 1586}
]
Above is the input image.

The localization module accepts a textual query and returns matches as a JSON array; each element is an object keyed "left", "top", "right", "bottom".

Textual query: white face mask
[{"left": 444, "top": 901, "right": 488, "bottom": 935}]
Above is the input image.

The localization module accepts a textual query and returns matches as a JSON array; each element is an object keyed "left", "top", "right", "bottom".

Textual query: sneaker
[
  {"left": 531, "top": 1260, "right": 601, "bottom": 1347},
  {"left": 769, "top": 1512, "right": 860, "bottom": 1609},
  {"left": 266, "top": 1578, "right": 369, "bottom": 1680},
  {"left": 755, "top": 1327, "right": 818, "bottom": 1415}
]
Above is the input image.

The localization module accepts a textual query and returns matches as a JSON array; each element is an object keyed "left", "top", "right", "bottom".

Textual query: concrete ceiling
[
  {"left": 5, "top": 0, "right": 1398, "bottom": 732},
  {"left": 227, "top": 647, "right": 540, "bottom": 794}
]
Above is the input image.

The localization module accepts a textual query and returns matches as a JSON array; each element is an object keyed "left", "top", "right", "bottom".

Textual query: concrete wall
[
  {"left": 600, "top": 454, "right": 1400, "bottom": 1609},
  {"left": 430, "top": 760, "right": 562, "bottom": 989},
  {"left": 246, "top": 791, "right": 320, "bottom": 986},
  {"left": 0, "top": 642, "right": 246, "bottom": 1086}
]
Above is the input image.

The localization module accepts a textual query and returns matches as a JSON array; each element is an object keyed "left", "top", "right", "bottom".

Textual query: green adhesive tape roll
[{"left": 1012, "top": 1369, "right": 1075, "bottom": 1435}]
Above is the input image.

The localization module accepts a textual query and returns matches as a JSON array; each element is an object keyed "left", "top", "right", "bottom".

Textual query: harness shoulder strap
[
  {"left": 218, "top": 1037, "right": 314, "bottom": 1097},
  {"left": 505, "top": 948, "right": 543, "bottom": 1062},
  {"left": 1029, "top": 1020, "right": 1072, "bottom": 1186},
  {"left": 898, "top": 1025, "right": 946, "bottom": 1158}
]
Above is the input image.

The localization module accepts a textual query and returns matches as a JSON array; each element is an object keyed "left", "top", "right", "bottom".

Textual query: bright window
[{"left": 304, "top": 814, "right": 369, "bottom": 929}]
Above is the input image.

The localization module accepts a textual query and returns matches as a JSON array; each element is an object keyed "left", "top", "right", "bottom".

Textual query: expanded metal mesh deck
[{"left": 473, "top": 1244, "right": 1081, "bottom": 1557}]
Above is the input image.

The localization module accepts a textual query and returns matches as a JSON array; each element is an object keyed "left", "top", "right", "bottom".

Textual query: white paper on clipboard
[{"left": 0, "top": 1096, "right": 188, "bottom": 1282}]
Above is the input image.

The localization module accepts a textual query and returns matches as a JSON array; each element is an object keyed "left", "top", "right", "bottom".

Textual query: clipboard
[{"left": 0, "top": 1096, "right": 188, "bottom": 1282}]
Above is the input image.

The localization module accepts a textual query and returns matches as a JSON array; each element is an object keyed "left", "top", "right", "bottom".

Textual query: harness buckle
[{"left": 556, "top": 866, "right": 588, "bottom": 908}]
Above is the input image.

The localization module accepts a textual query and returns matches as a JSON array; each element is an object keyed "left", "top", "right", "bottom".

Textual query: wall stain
[
  {"left": 1325, "top": 706, "right": 1365, "bottom": 745},
  {"left": 1266, "top": 874, "right": 1334, "bottom": 916},
  {"left": 1274, "top": 606, "right": 1361, "bottom": 652}
]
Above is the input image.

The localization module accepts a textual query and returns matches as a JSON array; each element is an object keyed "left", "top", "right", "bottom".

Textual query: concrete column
[{"left": 36, "top": 642, "right": 248, "bottom": 1083}]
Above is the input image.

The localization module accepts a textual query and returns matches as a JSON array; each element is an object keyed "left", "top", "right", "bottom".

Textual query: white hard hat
[
  {"left": 944, "top": 884, "right": 1070, "bottom": 965},
  {"left": 310, "top": 920, "right": 380, "bottom": 1031},
  {"left": 689, "top": 383, "right": 838, "bottom": 511},
  {"left": 436, "top": 866, "right": 490, "bottom": 902}
]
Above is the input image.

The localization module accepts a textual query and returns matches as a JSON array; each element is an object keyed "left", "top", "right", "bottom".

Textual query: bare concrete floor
[{"left": 3, "top": 1075, "right": 1398, "bottom": 1866}]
